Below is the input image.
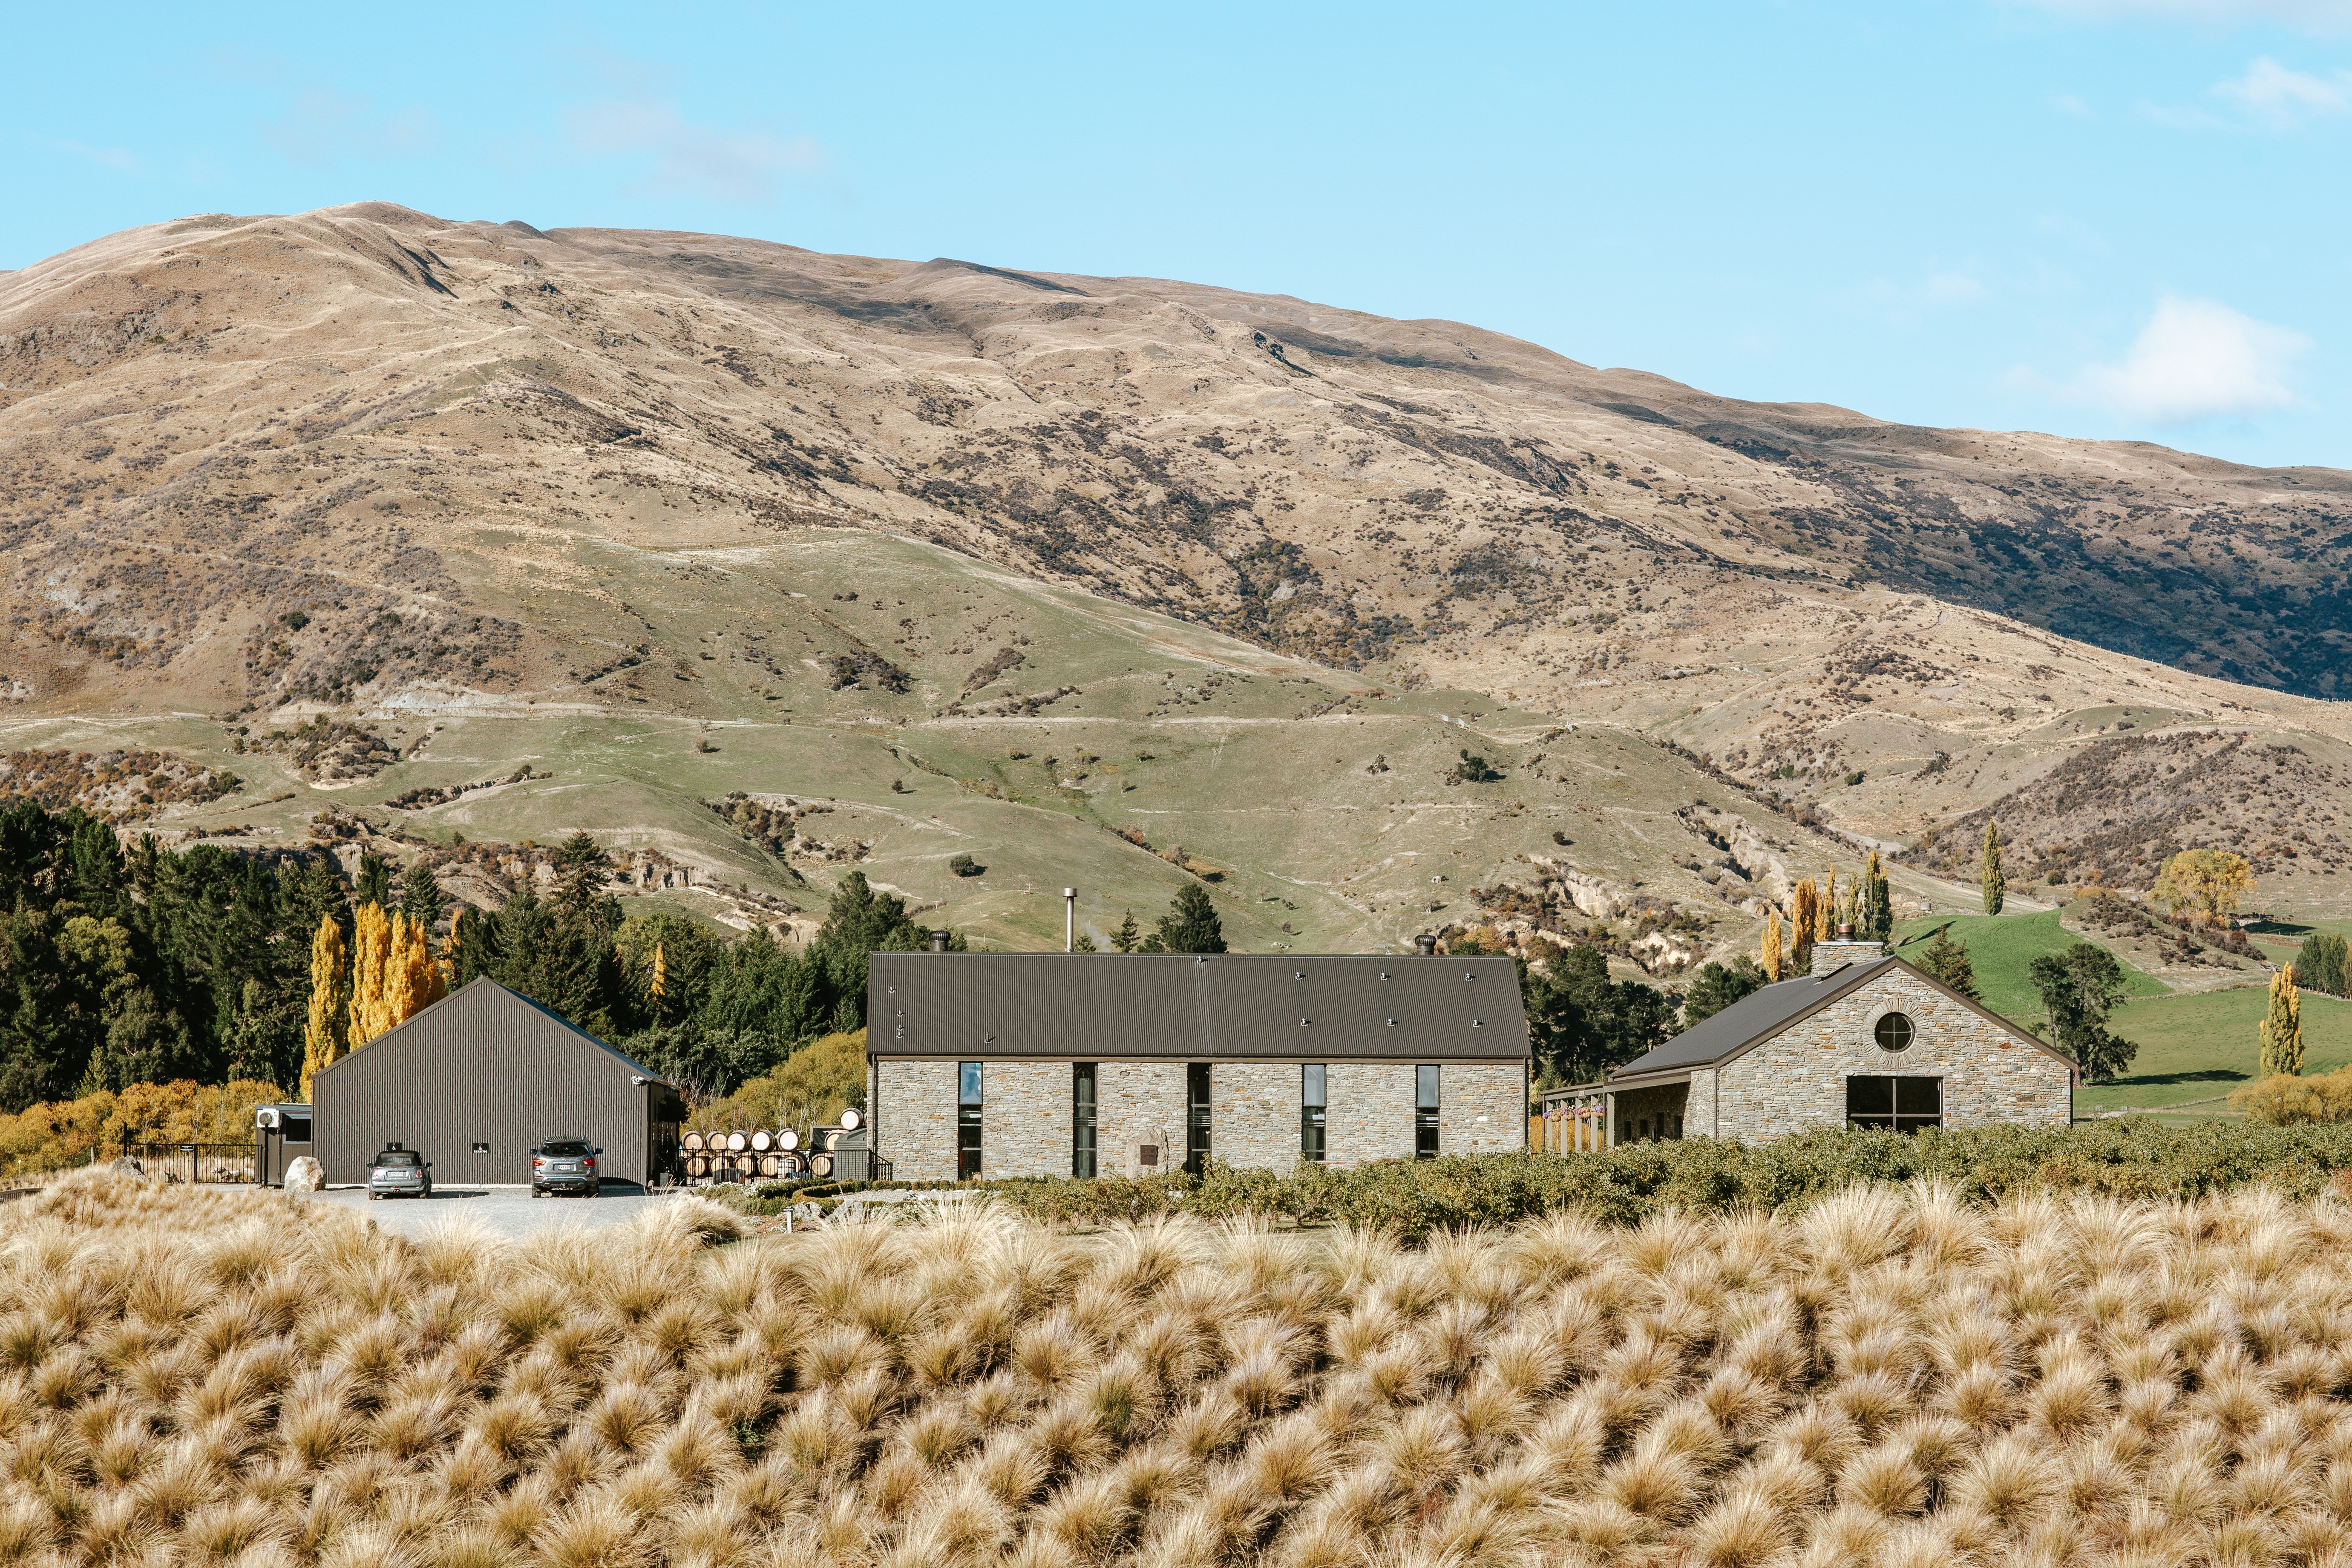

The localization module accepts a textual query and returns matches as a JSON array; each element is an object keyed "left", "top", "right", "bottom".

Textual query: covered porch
[{"left": 1534, "top": 1071, "right": 1692, "bottom": 1150}]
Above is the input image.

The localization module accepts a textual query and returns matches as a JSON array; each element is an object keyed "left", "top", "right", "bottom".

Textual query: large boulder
[
  {"left": 104, "top": 1156, "right": 146, "bottom": 1178},
  {"left": 283, "top": 1155, "right": 324, "bottom": 1193}
]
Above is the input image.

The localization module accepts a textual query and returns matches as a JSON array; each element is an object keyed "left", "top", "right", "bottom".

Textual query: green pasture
[{"left": 1890, "top": 908, "right": 2167, "bottom": 1018}]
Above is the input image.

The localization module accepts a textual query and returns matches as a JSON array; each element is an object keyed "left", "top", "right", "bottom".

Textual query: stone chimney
[{"left": 1811, "top": 922, "right": 1883, "bottom": 976}]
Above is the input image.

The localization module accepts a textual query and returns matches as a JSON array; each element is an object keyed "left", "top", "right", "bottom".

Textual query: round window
[{"left": 1874, "top": 1012, "right": 1915, "bottom": 1053}]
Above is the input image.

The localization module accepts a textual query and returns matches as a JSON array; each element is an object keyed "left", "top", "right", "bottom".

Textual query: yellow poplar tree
[
  {"left": 348, "top": 902, "right": 395, "bottom": 1047},
  {"left": 651, "top": 942, "right": 668, "bottom": 1017},
  {"left": 1790, "top": 880, "right": 1819, "bottom": 974},
  {"left": 1762, "top": 907, "right": 1784, "bottom": 982},
  {"left": 2261, "top": 964, "right": 2305, "bottom": 1078},
  {"left": 389, "top": 913, "right": 445, "bottom": 1024},
  {"left": 299, "top": 914, "right": 348, "bottom": 1101},
  {"left": 1819, "top": 870, "right": 1839, "bottom": 940}
]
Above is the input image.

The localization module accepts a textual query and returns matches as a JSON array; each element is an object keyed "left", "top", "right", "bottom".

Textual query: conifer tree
[
  {"left": 1982, "top": 822, "right": 2006, "bottom": 916},
  {"left": 397, "top": 859, "right": 443, "bottom": 931},
  {"left": 1861, "top": 849, "right": 1893, "bottom": 943},
  {"left": 355, "top": 851, "right": 392, "bottom": 912},
  {"left": 1762, "top": 907, "right": 1783, "bottom": 982},
  {"left": 299, "top": 913, "right": 347, "bottom": 1100},
  {"left": 1917, "top": 929, "right": 1978, "bottom": 1000},
  {"left": 1111, "top": 910, "right": 1141, "bottom": 954},
  {"left": 2261, "top": 964, "right": 2305, "bottom": 1078}
]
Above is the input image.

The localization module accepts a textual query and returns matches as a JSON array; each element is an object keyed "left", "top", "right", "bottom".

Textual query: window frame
[
  {"left": 957, "top": 1060, "right": 983, "bottom": 1180},
  {"left": 1845, "top": 1074, "right": 1942, "bottom": 1133},
  {"left": 1873, "top": 1012, "right": 1916, "bottom": 1053},
  {"left": 1414, "top": 1063, "right": 1440, "bottom": 1160},
  {"left": 1301, "top": 1064, "right": 1327, "bottom": 1163},
  {"left": 1186, "top": 1062, "right": 1212, "bottom": 1177},
  {"left": 1072, "top": 1063, "right": 1097, "bottom": 1179}
]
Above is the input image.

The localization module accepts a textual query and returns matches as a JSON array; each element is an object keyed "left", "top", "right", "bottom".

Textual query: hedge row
[{"left": 973, "top": 1120, "right": 2352, "bottom": 1241}]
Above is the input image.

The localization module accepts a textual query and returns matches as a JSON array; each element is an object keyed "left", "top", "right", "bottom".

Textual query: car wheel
[
  {"left": 368, "top": 1192, "right": 380, "bottom": 1201},
  {"left": 587, "top": 1183, "right": 599, "bottom": 1199}
]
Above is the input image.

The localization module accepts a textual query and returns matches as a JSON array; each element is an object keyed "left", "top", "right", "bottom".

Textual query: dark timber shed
[{"left": 311, "top": 978, "right": 686, "bottom": 1187}]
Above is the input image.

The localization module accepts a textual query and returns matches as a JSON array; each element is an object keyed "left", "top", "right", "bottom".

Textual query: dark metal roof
[
  {"left": 314, "top": 978, "right": 674, "bottom": 1087},
  {"left": 1610, "top": 957, "right": 1902, "bottom": 1078},
  {"left": 869, "top": 952, "right": 1529, "bottom": 1060}
]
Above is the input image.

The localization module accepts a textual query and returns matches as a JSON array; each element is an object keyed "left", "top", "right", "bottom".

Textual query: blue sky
[{"left": 6, "top": 1, "right": 2346, "bottom": 469}]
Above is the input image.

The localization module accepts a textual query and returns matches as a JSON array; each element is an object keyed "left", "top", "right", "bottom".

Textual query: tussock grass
[{"left": 17, "top": 1178, "right": 2352, "bottom": 1565}]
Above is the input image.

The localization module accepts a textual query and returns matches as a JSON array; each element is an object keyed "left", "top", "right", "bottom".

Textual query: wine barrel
[
  {"left": 750, "top": 1129, "right": 773, "bottom": 1152},
  {"left": 778, "top": 1128, "right": 799, "bottom": 1151},
  {"left": 780, "top": 1152, "right": 805, "bottom": 1176},
  {"left": 725, "top": 1131, "right": 748, "bottom": 1153},
  {"left": 759, "top": 1153, "right": 780, "bottom": 1177},
  {"left": 839, "top": 1107, "right": 862, "bottom": 1132},
  {"left": 810, "top": 1152, "right": 834, "bottom": 1178},
  {"left": 737, "top": 1153, "right": 760, "bottom": 1177},
  {"left": 822, "top": 1128, "right": 846, "bottom": 1151},
  {"left": 686, "top": 1154, "right": 708, "bottom": 1178},
  {"left": 683, "top": 1131, "right": 705, "bottom": 1153}
]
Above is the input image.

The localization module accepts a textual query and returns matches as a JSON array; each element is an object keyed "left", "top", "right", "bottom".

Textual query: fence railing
[{"left": 121, "top": 1141, "right": 257, "bottom": 1185}]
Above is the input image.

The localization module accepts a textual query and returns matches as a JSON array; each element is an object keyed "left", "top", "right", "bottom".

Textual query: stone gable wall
[
  {"left": 1715, "top": 969, "right": 2071, "bottom": 1141},
  {"left": 875, "top": 1060, "right": 956, "bottom": 1182}
]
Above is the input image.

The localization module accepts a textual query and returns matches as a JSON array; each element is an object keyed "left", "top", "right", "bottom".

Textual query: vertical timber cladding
[
  {"left": 310, "top": 979, "right": 673, "bottom": 1185},
  {"left": 1713, "top": 967, "right": 2073, "bottom": 1141}
]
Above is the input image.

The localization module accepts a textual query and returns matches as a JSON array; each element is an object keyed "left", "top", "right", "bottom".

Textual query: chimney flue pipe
[
  {"left": 1414, "top": 933, "right": 1437, "bottom": 956},
  {"left": 930, "top": 929, "right": 950, "bottom": 953},
  {"left": 1064, "top": 888, "right": 1076, "bottom": 953}
]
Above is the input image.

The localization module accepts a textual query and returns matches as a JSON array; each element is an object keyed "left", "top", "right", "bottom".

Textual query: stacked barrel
[{"left": 679, "top": 1110, "right": 863, "bottom": 1183}]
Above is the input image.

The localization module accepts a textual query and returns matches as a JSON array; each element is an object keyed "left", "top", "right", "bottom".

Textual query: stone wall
[
  {"left": 1324, "top": 1062, "right": 1415, "bottom": 1165},
  {"left": 1613, "top": 1081, "right": 1690, "bottom": 1143},
  {"left": 1686, "top": 1067, "right": 1718, "bottom": 1140},
  {"left": 1437, "top": 1062, "right": 1527, "bottom": 1156},
  {"left": 982, "top": 1062, "right": 1076, "bottom": 1179},
  {"left": 1097, "top": 1061, "right": 1188, "bottom": 1177},
  {"left": 1214, "top": 1062, "right": 1306, "bottom": 1173},
  {"left": 1716, "top": 968, "right": 2072, "bottom": 1141},
  {"left": 875, "top": 1060, "right": 957, "bottom": 1182}
]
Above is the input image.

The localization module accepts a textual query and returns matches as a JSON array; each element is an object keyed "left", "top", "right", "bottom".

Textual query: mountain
[{"left": 3, "top": 201, "right": 2349, "bottom": 955}]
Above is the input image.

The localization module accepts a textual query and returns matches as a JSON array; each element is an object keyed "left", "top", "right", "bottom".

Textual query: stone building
[
  {"left": 867, "top": 946, "right": 1530, "bottom": 1182},
  {"left": 1551, "top": 937, "right": 2074, "bottom": 1146}
]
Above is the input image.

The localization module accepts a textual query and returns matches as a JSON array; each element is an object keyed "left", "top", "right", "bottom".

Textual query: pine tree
[
  {"left": 1861, "top": 849, "right": 1893, "bottom": 943},
  {"left": 1917, "top": 930, "right": 1978, "bottom": 1001},
  {"left": 355, "top": 852, "right": 392, "bottom": 912},
  {"left": 2261, "top": 964, "right": 2305, "bottom": 1077},
  {"left": 1154, "top": 884, "right": 1227, "bottom": 954},
  {"left": 1982, "top": 822, "right": 2006, "bottom": 916},
  {"left": 397, "top": 860, "right": 443, "bottom": 931},
  {"left": 1762, "top": 907, "right": 1783, "bottom": 982},
  {"left": 299, "top": 913, "right": 347, "bottom": 1101},
  {"left": 1111, "top": 910, "right": 1141, "bottom": 954}
]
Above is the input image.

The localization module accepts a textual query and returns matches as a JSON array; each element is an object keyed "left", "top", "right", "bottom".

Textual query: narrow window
[
  {"left": 1301, "top": 1064, "right": 1327, "bottom": 1163},
  {"left": 957, "top": 1061, "right": 983, "bottom": 1180},
  {"left": 1186, "top": 1063, "right": 1212, "bottom": 1176},
  {"left": 1072, "top": 1063, "right": 1097, "bottom": 1179},
  {"left": 1415, "top": 1064, "right": 1440, "bottom": 1160},
  {"left": 1846, "top": 1076, "right": 1943, "bottom": 1133}
]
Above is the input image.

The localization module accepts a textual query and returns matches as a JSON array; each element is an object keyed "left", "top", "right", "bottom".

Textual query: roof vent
[
  {"left": 930, "top": 930, "right": 950, "bottom": 953},
  {"left": 1414, "top": 934, "right": 1437, "bottom": 956},
  {"left": 1294, "top": 971, "right": 1304, "bottom": 980}
]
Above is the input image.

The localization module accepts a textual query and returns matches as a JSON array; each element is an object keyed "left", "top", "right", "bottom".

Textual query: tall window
[
  {"left": 1301, "top": 1065, "right": 1327, "bottom": 1163},
  {"left": 957, "top": 1061, "right": 983, "bottom": 1180},
  {"left": 1186, "top": 1063, "right": 1212, "bottom": 1176},
  {"left": 1072, "top": 1063, "right": 1097, "bottom": 1179},
  {"left": 1415, "top": 1064, "right": 1440, "bottom": 1160},
  {"left": 1846, "top": 1075, "right": 1941, "bottom": 1133}
]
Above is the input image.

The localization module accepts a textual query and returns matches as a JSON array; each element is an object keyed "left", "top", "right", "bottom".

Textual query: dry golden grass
[{"left": 12, "top": 1176, "right": 2352, "bottom": 1567}]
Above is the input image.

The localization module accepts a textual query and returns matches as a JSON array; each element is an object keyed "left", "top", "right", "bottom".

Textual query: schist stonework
[
  {"left": 866, "top": 947, "right": 1531, "bottom": 1182},
  {"left": 1584, "top": 938, "right": 2075, "bottom": 1145}
]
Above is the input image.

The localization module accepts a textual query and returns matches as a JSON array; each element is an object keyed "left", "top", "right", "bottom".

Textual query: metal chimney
[
  {"left": 1064, "top": 888, "right": 1076, "bottom": 953},
  {"left": 1414, "top": 933, "right": 1437, "bottom": 956},
  {"left": 930, "top": 929, "right": 950, "bottom": 953}
]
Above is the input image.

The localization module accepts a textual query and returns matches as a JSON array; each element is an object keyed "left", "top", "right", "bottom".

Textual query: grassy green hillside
[
  {"left": 6, "top": 531, "right": 1870, "bottom": 958},
  {"left": 1890, "top": 908, "right": 2167, "bottom": 1018}
]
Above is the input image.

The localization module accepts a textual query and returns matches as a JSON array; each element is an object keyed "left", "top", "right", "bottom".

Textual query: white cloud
[
  {"left": 2052, "top": 91, "right": 2097, "bottom": 116},
  {"left": 2213, "top": 54, "right": 2352, "bottom": 123},
  {"left": 2009, "top": 0, "right": 2352, "bottom": 34},
  {"left": 570, "top": 99, "right": 821, "bottom": 205},
  {"left": 36, "top": 137, "right": 141, "bottom": 173},
  {"left": 2070, "top": 295, "right": 2309, "bottom": 423},
  {"left": 263, "top": 91, "right": 438, "bottom": 164}
]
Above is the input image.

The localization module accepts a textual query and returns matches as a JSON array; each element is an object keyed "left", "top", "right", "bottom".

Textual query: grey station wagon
[{"left": 531, "top": 1138, "right": 600, "bottom": 1197}]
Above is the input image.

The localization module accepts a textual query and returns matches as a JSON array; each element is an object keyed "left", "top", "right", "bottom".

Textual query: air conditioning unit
[{"left": 256, "top": 1107, "right": 281, "bottom": 1131}]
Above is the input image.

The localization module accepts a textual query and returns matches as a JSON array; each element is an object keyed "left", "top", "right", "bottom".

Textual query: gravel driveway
[{"left": 299, "top": 1184, "right": 678, "bottom": 1240}]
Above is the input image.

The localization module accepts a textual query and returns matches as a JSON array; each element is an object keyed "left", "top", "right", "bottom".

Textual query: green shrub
[{"left": 976, "top": 1120, "right": 2352, "bottom": 1241}]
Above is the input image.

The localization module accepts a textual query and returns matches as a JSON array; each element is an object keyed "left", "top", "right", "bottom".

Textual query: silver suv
[
  {"left": 367, "top": 1147, "right": 432, "bottom": 1200},
  {"left": 531, "top": 1138, "right": 600, "bottom": 1197}
]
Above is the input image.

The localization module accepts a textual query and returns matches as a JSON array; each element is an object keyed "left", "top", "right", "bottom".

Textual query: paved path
[{"left": 299, "top": 1184, "right": 677, "bottom": 1240}]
